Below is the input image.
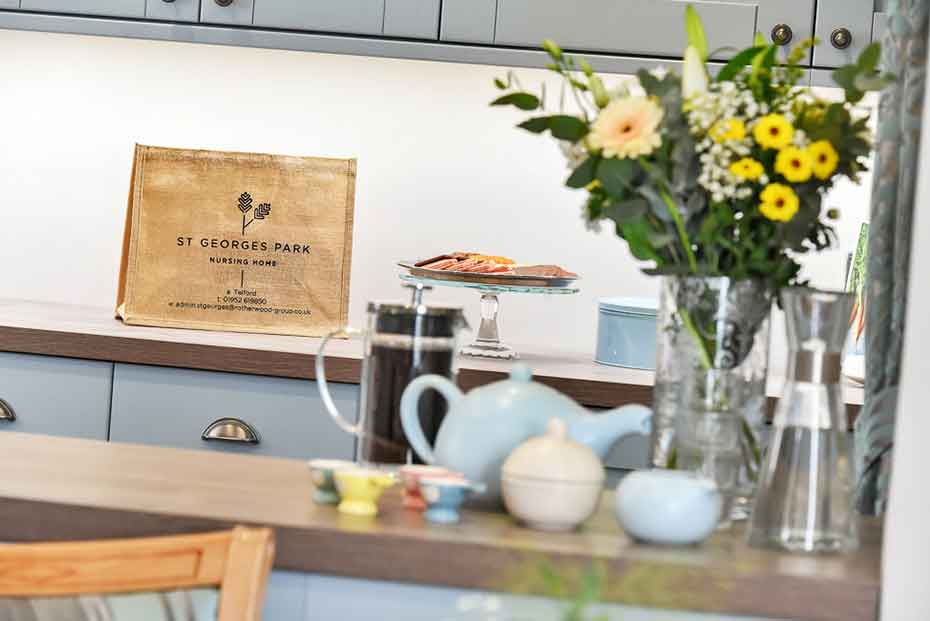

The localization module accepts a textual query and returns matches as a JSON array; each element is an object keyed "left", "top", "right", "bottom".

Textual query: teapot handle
[
  {"left": 400, "top": 375, "right": 463, "bottom": 465},
  {"left": 315, "top": 327, "right": 363, "bottom": 436}
]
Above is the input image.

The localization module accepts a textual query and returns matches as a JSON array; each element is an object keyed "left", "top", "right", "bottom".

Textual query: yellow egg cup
[{"left": 334, "top": 469, "right": 395, "bottom": 517}]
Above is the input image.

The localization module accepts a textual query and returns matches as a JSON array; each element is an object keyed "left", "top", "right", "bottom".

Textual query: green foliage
[
  {"left": 490, "top": 92, "right": 540, "bottom": 110},
  {"left": 833, "top": 42, "right": 895, "bottom": 103},
  {"left": 489, "top": 2, "right": 888, "bottom": 295}
]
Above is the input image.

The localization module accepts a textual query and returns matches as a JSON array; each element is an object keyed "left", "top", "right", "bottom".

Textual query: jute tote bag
[{"left": 116, "top": 145, "right": 355, "bottom": 336}]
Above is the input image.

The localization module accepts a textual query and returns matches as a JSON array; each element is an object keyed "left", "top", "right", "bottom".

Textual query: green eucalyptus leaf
[
  {"left": 620, "top": 220, "right": 661, "bottom": 261},
  {"left": 603, "top": 198, "right": 648, "bottom": 224},
  {"left": 517, "top": 116, "right": 550, "bottom": 133},
  {"left": 716, "top": 45, "right": 766, "bottom": 82},
  {"left": 566, "top": 156, "right": 600, "bottom": 188},
  {"left": 549, "top": 115, "right": 589, "bottom": 141},
  {"left": 490, "top": 92, "right": 541, "bottom": 110},
  {"left": 753, "top": 31, "right": 766, "bottom": 47},
  {"left": 493, "top": 78, "right": 507, "bottom": 90},
  {"left": 639, "top": 185, "right": 674, "bottom": 222},
  {"left": 685, "top": 5, "right": 708, "bottom": 60},
  {"left": 597, "top": 158, "right": 637, "bottom": 195},
  {"left": 857, "top": 42, "right": 881, "bottom": 72}
]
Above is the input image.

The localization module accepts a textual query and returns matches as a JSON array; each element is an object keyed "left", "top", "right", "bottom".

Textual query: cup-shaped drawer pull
[
  {"left": 0, "top": 399, "right": 14, "bottom": 422},
  {"left": 201, "top": 418, "right": 260, "bottom": 444}
]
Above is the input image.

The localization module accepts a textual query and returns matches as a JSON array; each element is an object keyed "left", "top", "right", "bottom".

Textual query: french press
[{"left": 316, "top": 284, "right": 467, "bottom": 464}]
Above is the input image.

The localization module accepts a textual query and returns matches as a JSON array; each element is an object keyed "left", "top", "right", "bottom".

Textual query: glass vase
[
  {"left": 748, "top": 287, "right": 858, "bottom": 553},
  {"left": 652, "top": 276, "right": 772, "bottom": 523}
]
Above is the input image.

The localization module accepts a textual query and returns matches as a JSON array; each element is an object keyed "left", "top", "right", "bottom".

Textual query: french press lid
[{"left": 367, "top": 283, "right": 467, "bottom": 337}]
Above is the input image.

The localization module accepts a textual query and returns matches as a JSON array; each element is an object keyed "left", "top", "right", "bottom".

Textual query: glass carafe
[
  {"left": 748, "top": 287, "right": 857, "bottom": 553},
  {"left": 316, "top": 284, "right": 467, "bottom": 464}
]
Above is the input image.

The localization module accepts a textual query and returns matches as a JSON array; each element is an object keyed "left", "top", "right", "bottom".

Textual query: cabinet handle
[
  {"left": 0, "top": 399, "right": 15, "bottom": 423},
  {"left": 162, "top": 0, "right": 175, "bottom": 3},
  {"left": 215, "top": 0, "right": 233, "bottom": 6},
  {"left": 201, "top": 418, "right": 260, "bottom": 444},
  {"left": 770, "top": 24, "right": 793, "bottom": 46},
  {"left": 831, "top": 28, "right": 852, "bottom": 50}
]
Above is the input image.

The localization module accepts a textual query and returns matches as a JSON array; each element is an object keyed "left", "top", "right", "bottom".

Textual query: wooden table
[
  {"left": 0, "top": 432, "right": 880, "bottom": 621},
  {"left": 0, "top": 298, "right": 864, "bottom": 416}
]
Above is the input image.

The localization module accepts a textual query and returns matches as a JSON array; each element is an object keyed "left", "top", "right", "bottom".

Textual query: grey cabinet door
[
  {"left": 20, "top": 0, "right": 145, "bottom": 18},
  {"left": 813, "top": 0, "right": 875, "bottom": 68},
  {"left": 109, "top": 363, "right": 357, "bottom": 461},
  {"left": 439, "top": 0, "right": 495, "bottom": 43},
  {"left": 200, "top": 0, "right": 252, "bottom": 25},
  {"left": 494, "top": 0, "right": 758, "bottom": 59},
  {"left": 0, "top": 1, "right": 20, "bottom": 9},
  {"left": 0, "top": 353, "right": 111, "bottom": 441},
  {"left": 383, "top": 0, "right": 439, "bottom": 39},
  {"left": 253, "top": 0, "right": 384, "bottom": 35},
  {"left": 264, "top": 571, "right": 307, "bottom": 621},
  {"left": 146, "top": 0, "right": 200, "bottom": 22}
]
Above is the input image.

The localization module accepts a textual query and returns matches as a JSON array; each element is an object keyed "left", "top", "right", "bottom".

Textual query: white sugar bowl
[{"left": 501, "top": 418, "right": 605, "bottom": 532}]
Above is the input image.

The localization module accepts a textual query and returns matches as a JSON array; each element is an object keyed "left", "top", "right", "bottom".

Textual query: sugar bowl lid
[{"left": 502, "top": 418, "right": 604, "bottom": 484}]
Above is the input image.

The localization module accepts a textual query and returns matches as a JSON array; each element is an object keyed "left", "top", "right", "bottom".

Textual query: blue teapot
[{"left": 400, "top": 365, "right": 652, "bottom": 506}]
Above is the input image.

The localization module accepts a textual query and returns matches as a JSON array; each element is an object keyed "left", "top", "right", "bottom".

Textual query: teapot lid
[{"left": 502, "top": 418, "right": 604, "bottom": 484}]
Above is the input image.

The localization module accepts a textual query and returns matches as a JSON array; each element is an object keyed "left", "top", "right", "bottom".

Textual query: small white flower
[{"left": 649, "top": 66, "right": 669, "bottom": 80}]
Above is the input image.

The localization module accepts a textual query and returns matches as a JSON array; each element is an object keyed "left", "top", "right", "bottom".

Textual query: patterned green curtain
[{"left": 855, "top": 0, "right": 929, "bottom": 515}]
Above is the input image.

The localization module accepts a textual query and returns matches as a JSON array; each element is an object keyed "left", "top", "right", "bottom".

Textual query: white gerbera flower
[{"left": 588, "top": 96, "right": 663, "bottom": 159}]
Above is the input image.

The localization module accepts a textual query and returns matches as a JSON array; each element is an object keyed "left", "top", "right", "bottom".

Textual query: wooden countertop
[
  {"left": 0, "top": 432, "right": 880, "bottom": 621},
  {"left": 0, "top": 299, "right": 863, "bottom": 413}
]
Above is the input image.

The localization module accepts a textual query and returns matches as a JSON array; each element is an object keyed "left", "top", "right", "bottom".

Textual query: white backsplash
[{"left": 0, "top": 30, "right": 874, "bottom": 359}]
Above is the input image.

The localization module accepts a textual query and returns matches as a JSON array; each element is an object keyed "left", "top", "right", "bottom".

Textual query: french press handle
[{"left": 315, "top": 327, "right": 364, "bottom": 435}]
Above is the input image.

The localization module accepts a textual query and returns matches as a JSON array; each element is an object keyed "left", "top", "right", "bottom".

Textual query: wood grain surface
[
  {"left": 0, "top": 299, "right": 864, "bottom": 423},
  {"left": 0, "top": 432, "right": 881, "bottom": 621}
]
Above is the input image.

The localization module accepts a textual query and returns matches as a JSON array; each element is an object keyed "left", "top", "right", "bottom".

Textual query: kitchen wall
[{"left": 0, "top": 29, "right": 874, "bottom": 356}]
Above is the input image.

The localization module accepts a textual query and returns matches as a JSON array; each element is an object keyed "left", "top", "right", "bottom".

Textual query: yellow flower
[
  {"left": 808, "top": 140, "right": 839, "bottom": 180},
  {"left": 729, "top": 158, "right": 765, "bottom": 180},
  {"left": 753, "top": 114, "right": 794, "bottom": 150},
  {"left": 774, "top": 146, "right": 813, "bottom": 183},
  {"left": 588, "top": 96, "right": 664, "bottom": 159},
  {"left": 710, "top": 119, "right": 746, "bottom": 143},
  {"left": 759, "top": 183, "right": 800, "bottom": 222}
]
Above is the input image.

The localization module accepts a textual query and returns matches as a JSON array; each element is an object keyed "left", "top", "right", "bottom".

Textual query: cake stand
[{"left": 399, "top": 273, "right": 579, "bottom": 360}]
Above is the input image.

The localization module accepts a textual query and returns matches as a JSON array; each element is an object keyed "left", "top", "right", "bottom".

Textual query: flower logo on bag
[{"left": 237, "top": 192, "right": 272, "bottom": 235}]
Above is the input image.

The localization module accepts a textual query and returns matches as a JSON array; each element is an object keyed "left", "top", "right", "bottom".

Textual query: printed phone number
[{"left": 170, "top": 302, "right": 312, "bottom": 316}]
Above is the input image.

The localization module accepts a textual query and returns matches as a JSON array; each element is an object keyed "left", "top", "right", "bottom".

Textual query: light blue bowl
[
  {"left": 614, "top": 470, "right": 722, "bottom": 545},
  {"left": 595, "top": 297, "right": 658, "bottom": 370}
]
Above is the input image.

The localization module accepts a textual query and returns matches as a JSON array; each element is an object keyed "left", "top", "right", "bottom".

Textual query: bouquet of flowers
[{"left": 491, "top": 6, "right": 890, "bottom": 296}]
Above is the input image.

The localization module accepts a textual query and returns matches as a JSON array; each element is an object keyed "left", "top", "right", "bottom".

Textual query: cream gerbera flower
[{"left": 588, "top": 96, "right": 663, "bottom": 159}]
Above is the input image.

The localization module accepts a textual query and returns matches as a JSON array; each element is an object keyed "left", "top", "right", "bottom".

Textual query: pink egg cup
[{"left": 399, "top": 465, "right": 463, "bottom": 511}]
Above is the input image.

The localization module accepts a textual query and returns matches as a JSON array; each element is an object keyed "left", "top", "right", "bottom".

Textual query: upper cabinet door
[
  {"left": 813, "top": 0, "right": 875, "bottom": 69},
  {"left": 441, "top": 0, "right": 816, "bottom": 63},
  {"left": 253, "top": 0, "right": 385, "bottom": 36},
  {"left": 201, "top": 0, "right": 253, "bottom": 25},
  {"left": 0, "top": 1, "right": 20, "bottom": 9},
  {"left": 20, "top": 0, "right": 145, "bottom": 18},
  {"left": 492, "top": 0, "right": 758, "bottom": 60},
  {"left": 146, "top": 0, "right": 200, "bottom": 22},
  {"left": 383, "top": 0, "right": 440, "bottom": 39}
]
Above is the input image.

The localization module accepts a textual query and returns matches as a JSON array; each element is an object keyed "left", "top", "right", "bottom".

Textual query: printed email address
[{"left": 171, "top": 302, "right": 312, "bottom": 316}]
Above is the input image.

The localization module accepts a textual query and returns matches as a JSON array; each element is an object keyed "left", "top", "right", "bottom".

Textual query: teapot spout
[{"left": 570, "top": 404, "right": 653, "bottom": 459}]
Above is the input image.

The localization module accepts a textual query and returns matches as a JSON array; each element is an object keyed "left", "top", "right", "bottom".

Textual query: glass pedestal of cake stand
[{"left": 399, "top": 274, "right": 580, "bottom": 360}]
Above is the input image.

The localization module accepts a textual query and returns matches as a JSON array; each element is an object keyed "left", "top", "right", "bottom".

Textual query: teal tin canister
[{"left": 595, "top": 297, "right": 658, "bottom": 370}]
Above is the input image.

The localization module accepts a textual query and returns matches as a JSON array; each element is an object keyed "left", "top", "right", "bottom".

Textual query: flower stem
[
  {"left": 659, "top": 186, "right": 699, "bottom": 273},
  {"left": 678, "top": 306, "right": 713, "bottom": 370}
]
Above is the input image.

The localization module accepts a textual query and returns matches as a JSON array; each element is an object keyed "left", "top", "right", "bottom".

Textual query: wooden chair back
[{"left": 0, "top": 526, "right": 274, "bottom": 621}]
